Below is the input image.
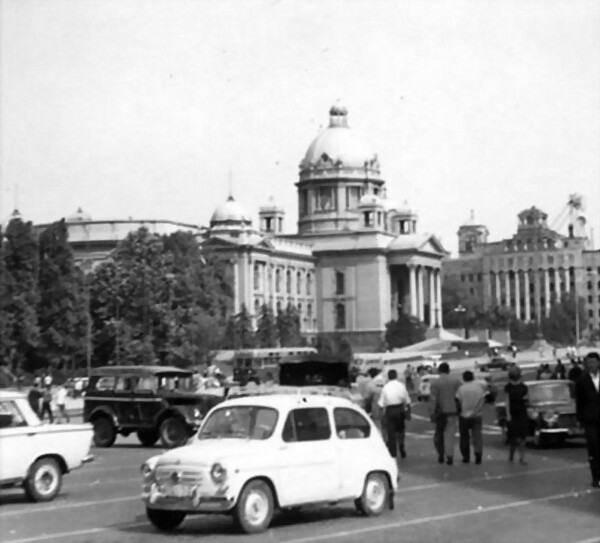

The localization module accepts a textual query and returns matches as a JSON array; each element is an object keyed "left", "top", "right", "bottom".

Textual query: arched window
[
  {"left": 306, "top": 272, "right": 313, "bottom": 295},
  {"left": 275, "top": 268, "right": 281, "bottom": 293},
  {"left": 335, "top": 303, "right": 346, "bottom": 330},
  {"left": 254, "top": 298, "right": 260, "bottom": 314},
  {"left": 286, "top": 269, "right": 292, "bottom": 294},
  {"left": 296, "top": 271, "right": 302, "bottom": 294}
]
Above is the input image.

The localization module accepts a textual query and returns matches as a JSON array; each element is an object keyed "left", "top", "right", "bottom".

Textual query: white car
[
  {"left": 417, "top": 374, "right": 439, "bottom": 401},
  {"left": 0, "top": 390, "right": 94, "bottom": 502},
  {"left": 141, "top": 393, "right": 398, "bottom": 534}
]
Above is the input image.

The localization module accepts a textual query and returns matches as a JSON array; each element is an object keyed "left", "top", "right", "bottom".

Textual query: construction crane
[{"left": 550, "top": 193, "right": 586, "bottom": 236}]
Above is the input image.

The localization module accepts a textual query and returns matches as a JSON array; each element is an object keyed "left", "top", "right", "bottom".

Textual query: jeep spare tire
[
  {"left": 159, "top": 417, "right": 188, "bottom": 448},
  {"left": 92, "top": 416, "right": 116, "bottom": 447}
]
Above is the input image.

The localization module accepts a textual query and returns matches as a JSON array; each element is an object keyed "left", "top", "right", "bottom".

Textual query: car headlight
[
  {"left": 210, "top": 462, "right": 227, "bottom": 484},
  {"left": 193, "top": 408, "right": 201, "bottom": 419}
]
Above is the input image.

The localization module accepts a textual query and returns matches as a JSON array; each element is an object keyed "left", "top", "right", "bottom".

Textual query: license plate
[{"left": 167, "top": 484, "right": 192, "bottom": 498}]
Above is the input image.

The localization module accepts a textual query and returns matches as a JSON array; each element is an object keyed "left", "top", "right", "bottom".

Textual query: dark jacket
[
  {"left": 575, "top": 372, "right": 600, "bottom": 426},
  {"left": 430, "top": 374, "right": 461, "bottom": 415}
]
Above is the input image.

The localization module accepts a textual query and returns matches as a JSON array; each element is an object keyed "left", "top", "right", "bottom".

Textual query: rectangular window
[
  {"left": 316, "top": 186, "right": 337, "bottom": 211},
  {"left": 346, "top": 187, "right": 361, "bottom": 209},
  {"left": 299, "top": 190, "right": 309, "bottom": 216},
  {"left": 282, "top": 408, "right": 331, "bottom": 442},
  {"left": 335, "top": 270, "right": 345, "bottom": 295},
  {"left": 334, "top": 408, "right": 371, "bottom": 439},
  {"left": 589, "top": 296, "right": 593, "bottom": 303},
  {"left": 306, "top": 273, "right": 312, "bottom": 295},
  {"left": 335, "top": 302, "right": 346, "bottom": 330}
]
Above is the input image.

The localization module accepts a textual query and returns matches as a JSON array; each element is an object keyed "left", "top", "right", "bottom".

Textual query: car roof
[
  {"left": 90, "top": 366, "right": 193, "bottom": 377},
  {"left": 219, "top": 393, "right": 355, "bottom": 411},
  {"left": 526, "top": 379, "right": 572, "bottom": 386},
  {"left": 0, "top": 389, "right": 27, "bottom": 400}
]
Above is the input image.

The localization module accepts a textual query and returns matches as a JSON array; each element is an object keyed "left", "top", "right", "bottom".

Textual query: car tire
[
  {"left": 24, "top": 458, "right": 62, "bottom": 502},
  {"left": 137, "top": 430, "right": 160, "bottom": 447},
  {"left": 159, "top": 417, "right": 188, "bottom": 449},
  {"left": 92, "top": 416, "right": 117, "bottom": 447},
  {"left": 356, "top": 472, "right": 389, "bottom": 517},
  {"left": 146, "top": 507, "right": 186, "bottom": 531},
  {"left": 233, "top": 479, "right": 275, "bottom": 534}
]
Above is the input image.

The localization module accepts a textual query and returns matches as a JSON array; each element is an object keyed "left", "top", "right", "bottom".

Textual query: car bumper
[
  {"left": 142, "top": 483, "right": 235, "bottom": 513},
  {"left": 539, "top": 427, "right": 584, "bottom": 436}
]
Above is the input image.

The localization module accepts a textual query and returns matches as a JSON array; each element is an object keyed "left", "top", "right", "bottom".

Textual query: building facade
[
  {"left": 444, "top": 205, "right": 600, "bottom": 336},
  {"left": 34, "top": 104, "right": 448, "bottom": 351}
]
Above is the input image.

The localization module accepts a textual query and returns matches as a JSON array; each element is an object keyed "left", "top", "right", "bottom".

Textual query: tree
[
  {"left": 256, "top": 304, "right": 278, "bottom": 347},
  {"left": 277, "top": 304, "right": 303, "bottom": 347},
  {"left": 385, "top": 313, "right": 427, "bottom": 349},
  {"left": 541, "top": 292, "right": 588, "bottom": 345},
  {"left": 441, "top": 275, "right": 487, "bottom": 336},
  {"left": 1, "top": 217, "right": 40, "bottom": 372},
  {"left": 36, "top": 220, "right": 87, "bottom": 371},
  {"left": 222, "top": 305, "right": 256, "bottom": 349}
]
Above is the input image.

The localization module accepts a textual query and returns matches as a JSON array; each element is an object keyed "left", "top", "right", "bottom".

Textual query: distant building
[
  {"left": 34, "top": 103, "right": 448, "bottom": 351},
  {"left": 443, "top": 202, "right": 600, "bottom": 336}
]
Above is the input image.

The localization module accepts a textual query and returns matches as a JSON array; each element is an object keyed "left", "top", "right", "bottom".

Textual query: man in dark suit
[
  {"left": 430, "top": 362, "right": 461, "bottom": 465},
  {"left": 575, "top": 352, "right": 600, "bottom": 488}
]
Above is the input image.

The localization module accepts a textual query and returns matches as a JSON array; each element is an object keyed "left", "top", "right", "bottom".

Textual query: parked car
[
  {"left": 417, "top": 374, "right": 439, "bottom": 401},
  {"left": 84, "top": 366, "right": 223, "bottom": 449},
  {"left": 141, "top": 393, "right": 398, "bottom": 534},
  {"left": 0, "top": 390, "right": 94, "bottom": 502},
  {"left": 495, "top": 380, "right": 584, "bottom": 447},
  {"left": 480, "top": 357, "right": 514, "bottom": 372}
]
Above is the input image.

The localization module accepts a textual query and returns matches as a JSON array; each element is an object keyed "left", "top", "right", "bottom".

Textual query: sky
[{"left": 1, "top": 0, "right": 599, "bottom": 255}]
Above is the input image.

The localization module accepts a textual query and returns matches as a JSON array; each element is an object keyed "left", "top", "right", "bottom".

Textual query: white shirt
[
  {"left": 591, "top": 372, "right": 600, "bottom": 392},
  {"left": 56, "top": 387, "right": 67, "bottom": 405},
  {"left": 378, "top": 379, "right": 411, "bottom": 409}
]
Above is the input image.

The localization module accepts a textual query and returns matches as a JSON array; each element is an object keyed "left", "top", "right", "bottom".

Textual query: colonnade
[
  {"left": 408, "top": 265, "right": 442, "bottom": 328},
  {"left": 488, "top": 267, "right": 573, "bottom": 321}
]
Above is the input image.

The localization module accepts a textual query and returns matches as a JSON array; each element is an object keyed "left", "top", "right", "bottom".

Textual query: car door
[
  {"left": 334, "top": 407, "right": 375, "bottom": 498},
  {"left": 0, "top": 400, "right": 36, "bottom": 483},
  {"left": 275, "top": 407, "right": 338, "bottom": 506},
  {"left": 113, "top": 377, "right": 138, "bottom": 427}
]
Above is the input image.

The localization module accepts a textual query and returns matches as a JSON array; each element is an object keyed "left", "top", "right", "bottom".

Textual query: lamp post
[{"left": 454, "top": 304, "right": 467, "bottom": 339}]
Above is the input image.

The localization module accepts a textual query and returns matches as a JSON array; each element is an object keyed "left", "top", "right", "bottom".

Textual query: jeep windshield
[{"left": 197, "top": 406, "right": 278, "bottom": 440}]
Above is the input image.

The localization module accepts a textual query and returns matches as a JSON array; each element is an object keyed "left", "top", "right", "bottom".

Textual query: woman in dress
[{"left": 505, "top": 365, "right": 529, "bottom": 465}]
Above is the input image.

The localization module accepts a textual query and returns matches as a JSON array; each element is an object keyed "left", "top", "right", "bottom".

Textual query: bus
[
  {"left": 232, "top": 347, "right": 317, "bottom": 383},
  {"left": 352, "top": 352, "right": 441, "bottom": 376}
]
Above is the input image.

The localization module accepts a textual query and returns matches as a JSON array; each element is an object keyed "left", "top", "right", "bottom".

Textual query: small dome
[
  {"left": 393, "top": 200, "right": 415, "bottom": 216},
  {"left": 67, "top": 207, "right": 92, "bottom": 222},
  {"left": 300, "top": 104, "right": 380, "bottom": 178},
  {"left": 358, "top": 193, "right": 384, "bottom": 208},
  {"left": 210, "top": 196, "right": 251, "bottom": 225},
  {"left": 259, "top": 195, "right": 284, "bottom": 213}
]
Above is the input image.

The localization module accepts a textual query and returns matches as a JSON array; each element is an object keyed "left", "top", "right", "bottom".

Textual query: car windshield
[
  {"left": 529, "top": 383, "right": 573, "bottom": 404},
  {"left": 197, "top": 406, "right": 278, "bottom": 440}
]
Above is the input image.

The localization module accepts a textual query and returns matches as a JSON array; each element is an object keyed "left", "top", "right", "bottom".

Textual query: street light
[{"left": 454, "top": 304, "right": 467, "bottom": 339}]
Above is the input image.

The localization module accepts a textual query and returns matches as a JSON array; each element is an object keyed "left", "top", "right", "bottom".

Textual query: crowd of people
[
  {"left": 26, "top": 374, "right": 70, "bottom": 425},
  {"left": 359, "top": 352, "right": 600, "bottom": 489}
]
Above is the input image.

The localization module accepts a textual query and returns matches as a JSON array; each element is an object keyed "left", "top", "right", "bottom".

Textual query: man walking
[
  {"left": 430, "top": 362, "right": 461, "bottom": 465},
  {"left": 456, "top": 371, "right": 486, "bottom": 464},
  {"left": 56, "top": 383, "right": 70, "bottom": 424},
  {"left": 27, "top": 381, "right": 42, "bottom": 416},
  {"left": 378, "top": 369, "right": 411, "bottom": 460},
  {"left": 40, "top": 384, "right": 54, "bottom": 424},
  {"left": 575, "top": 352, "right": 600, "bottom": 488}
]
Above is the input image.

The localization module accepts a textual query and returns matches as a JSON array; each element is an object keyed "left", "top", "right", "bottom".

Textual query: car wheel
[
  {"left": 356, "top": 472, "right": 390, "bottom": 516},
  {"left": 159, "top": 417, "right": 188, "bottom": 449},
  {"left": 24, "top": 458, "right": 62, "bottom": 502},
  {"left": 234, "top": 479, "right": 275, "bottom": 534},
  {"left": 93, "top": 416, "right": 117, "bottom": 447},
  {"left": 146, "top": 507, "right": 186, "bottom": 531},
  {"left": 137, "top": 430, "right": 160, "bottom": 447}
]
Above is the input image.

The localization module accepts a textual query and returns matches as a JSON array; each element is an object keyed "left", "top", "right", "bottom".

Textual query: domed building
[{"left": 203, "top": 103, "right": 448, "bottom": 350}]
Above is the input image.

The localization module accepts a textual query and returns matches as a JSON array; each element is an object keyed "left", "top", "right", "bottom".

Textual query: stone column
[
  {"left": 534, "top": 269, "right": 541, "bottom": 324},
  {"left": 417, "top": 266, "right": 425, "bottom": 322},
  {"left": 485, "top": 271, "right": 493, "bottom": 309},
  {"left": 494, "top": 272, "right": 501, "bottom": 305},
  {"left": 544, "top": 268, "right": 551, "bottom": 317},
  {"left": 514, "top": 270, "right": 521, "bottom": 320},
  {"left": 436, "top": 269, "right": 443, "bottom": 327},
  {"left": 524, "top": 270, "right": 531, "bottom": 321},
  {"left": 565, "top": 267, "right": 571, "bottom": 294},
  {"left": 409, "top": 265, "right": 417, "bottom": 317},
  {"left": 555, "top": 268, "right": 562, "bottom": 303},
  {"left": 429, "top": 268, "right": 435, "bottom": 328},
  {"left": 504, "top": 271, "right": 511, "bottom": 308},
  {"left": 233, "top": 258, "right": 240, "bottom": 313}
]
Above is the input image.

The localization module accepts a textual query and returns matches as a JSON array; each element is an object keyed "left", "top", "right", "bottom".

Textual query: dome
[
  {"left": 299, "top": 103, "right": 381, "bottom": 179},
  {"left": 67, "top": 207, "right": 92, "bottom": 222},
  {"left": 393, "top": 200, "right": 416, "bottom": 217},
  {"left": 259, "top": 195, "right": 284, "bottom": 214},
  {"left": 210, "top": 196, "right": 251, "bottom": 225},
  {"left": 358, "top": 193, "right": 384, "bottom": 208}
]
